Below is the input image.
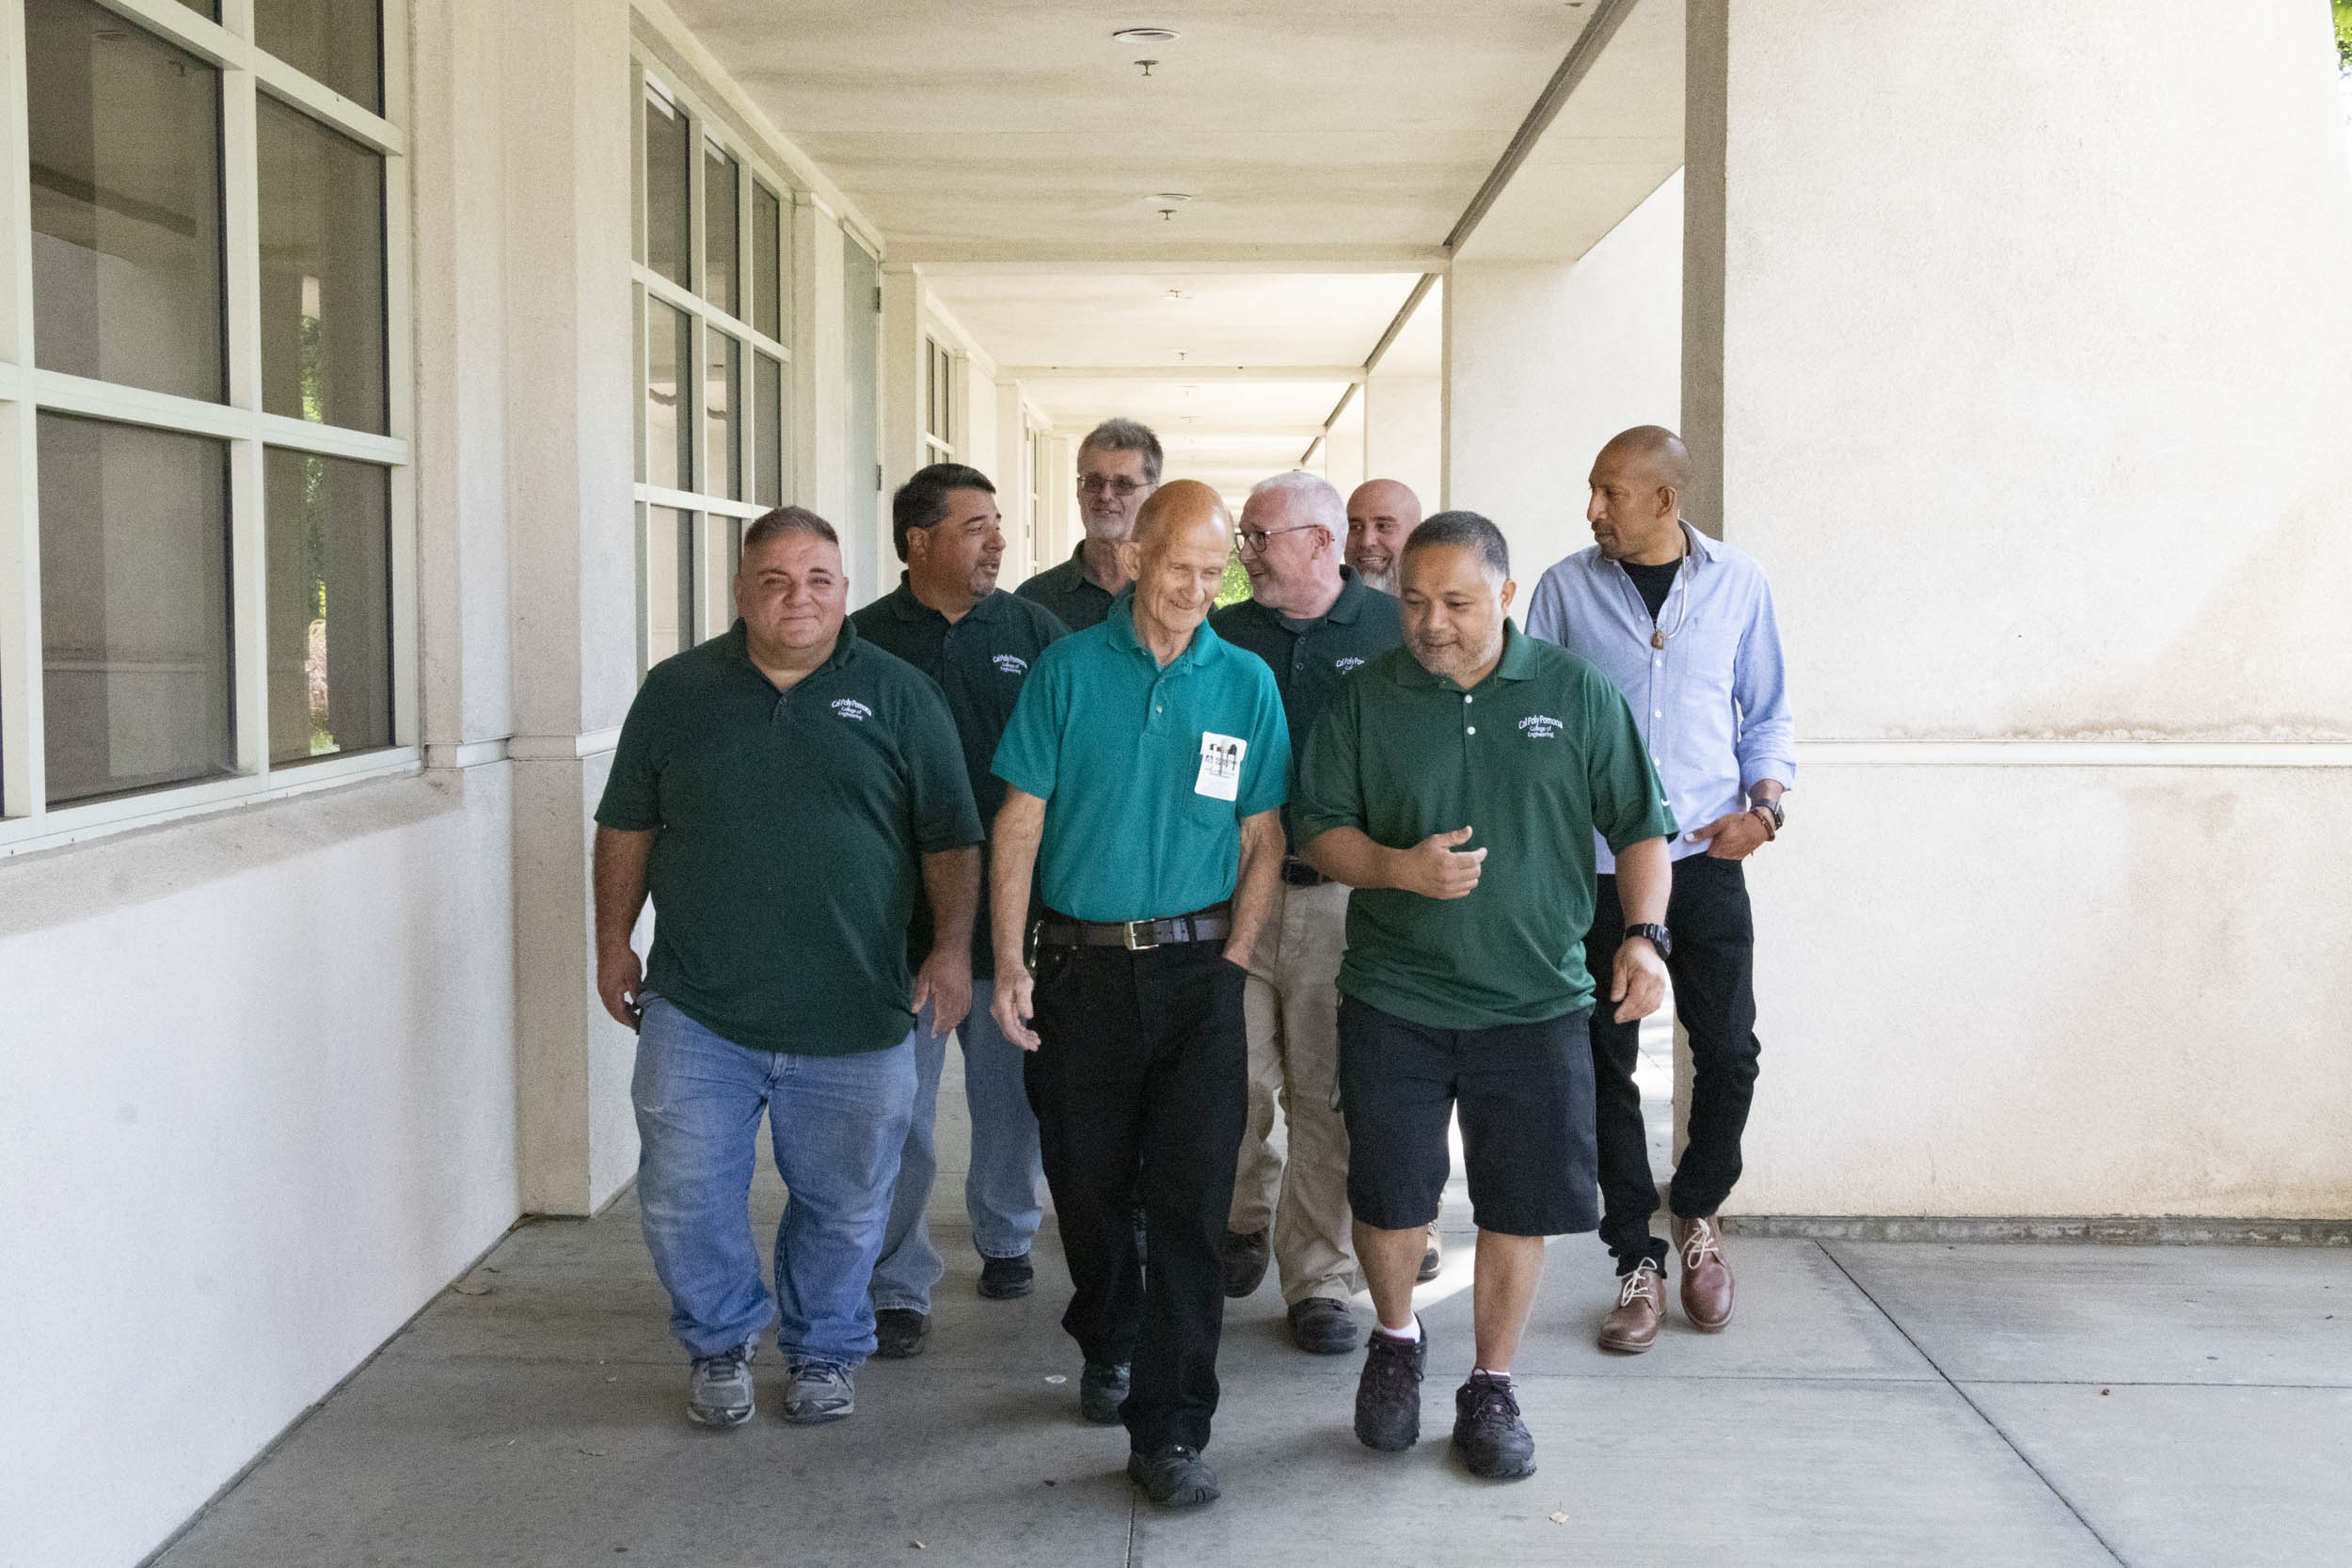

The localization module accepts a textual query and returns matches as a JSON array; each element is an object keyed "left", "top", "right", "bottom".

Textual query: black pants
[
  {"left": 1025, "top": 940, "right": 1248, "bottom": 1452},
  {"left": 1583, "top": 855, "right": 1761, "bottom": 1275}
]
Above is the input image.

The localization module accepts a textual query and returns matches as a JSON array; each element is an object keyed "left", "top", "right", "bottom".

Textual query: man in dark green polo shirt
[
  {"left": 593, "top": 507, "right": 982, "bottom": 1433},
  {"left": 1013, "top": 418, "right": 1160, "bottom": 631},
  {"left": 1208, "top": 470, "right": 1402, "bottom": 1356},
  {"left": 1294, "top": 510, "right": 1676, "bottom": 1482},
  {"left": 990, "top": 480, "right": 1290, "bottom": 1509},
  {"left": 853, "top": 463, "right": 1068, "bottom": 1357}
]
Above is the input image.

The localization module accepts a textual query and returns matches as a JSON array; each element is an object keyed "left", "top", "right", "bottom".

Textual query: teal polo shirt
[
  {"left": 596, "top": 619, "right": 983, "bottom": 1055},
  {"left": 851, "top": 577, "right": 1069, "bottom": 971},
  {"left": 992, "top": 590, "right": 1291, "bottom": 923},
  {"left": 1293, "top": 622, "right": 1677, "bottom": 1030},
  {"left": 1209, "top": 567, "right": 1403, "bottom": 850}
]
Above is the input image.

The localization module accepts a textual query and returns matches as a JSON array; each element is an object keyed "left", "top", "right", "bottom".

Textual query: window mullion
[
  {"left": 222, "top": 55, "right": 268, "bottom": 779},
  {"left": 0, "top": 0, "right": 38, "bottom": 816}
]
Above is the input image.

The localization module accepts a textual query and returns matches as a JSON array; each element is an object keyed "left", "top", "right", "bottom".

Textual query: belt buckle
[{"left": 1122, "top": 919, "right": 1159, "bottom": 951}]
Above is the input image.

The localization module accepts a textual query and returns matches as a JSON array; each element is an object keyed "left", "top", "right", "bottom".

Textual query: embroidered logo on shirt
[
  {"left": 1333, "top": 657, "right": 1365, "bottom": 673},
  {"left": 830, "top": 698, "right": 874, "bottom": 722},
  {"left": 1518, "top": 714, "right": 1563, "bottom": 740},
  {"left": 992, "top": 654, "right": 1029, "bottom": 676}
]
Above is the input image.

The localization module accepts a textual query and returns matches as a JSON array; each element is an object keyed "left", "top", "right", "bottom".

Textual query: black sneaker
[
  {"left": 1127, "top": 1444, "right": 1220, "bottom": 1507},
  {"left": 1078, "top": 1360, "right": 1130, "bottom": 1425},
  {"left": 1452, "top": 1371, "right": 1536, "bottom": 1480},
  {"left": 1287, "top": 1295, "right": 1362, "bottom": 1354},
  {"left": 1221, "top": 1229, "right": 1270, "bottom": 1298},
  {"left": 872, "top": 1307, "right": 929, "bottom": 1359},
  {"left": 1353, "top": 1319, "right": 1426, "bottom": 1451},
  {"left": 977, "top": 1253, "right": 1035, "bottom": 1300}
]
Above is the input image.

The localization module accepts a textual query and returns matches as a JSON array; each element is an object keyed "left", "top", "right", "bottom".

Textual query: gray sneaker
[
  {"left": 781, "top": 1359, "right": 855, "bottom": 1424},
  {"left": 686, "top": 1341, "right": 756, "bottom": 1428}
]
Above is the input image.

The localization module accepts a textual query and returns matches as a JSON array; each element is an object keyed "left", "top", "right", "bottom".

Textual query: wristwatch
[
  {"left": 1749, "top": 797, "right": 1785, "bottom": 832},
  {"left": 1622, "top": 923, "right": 1672, "bottom": 958}
]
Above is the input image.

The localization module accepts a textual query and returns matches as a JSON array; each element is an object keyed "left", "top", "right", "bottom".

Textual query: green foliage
[
  {"left": 2339, "top": 0, "right": 2352, "bottom": 71},
  {"left": 1214, "top": 554, "right": 1252, "bottom": 608}
]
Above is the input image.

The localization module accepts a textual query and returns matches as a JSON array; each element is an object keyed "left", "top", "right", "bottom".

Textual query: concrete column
[
  {"left": 881, "top": 263, "right": 923, "bottom": 507},
  {"left": 792, "top": 197, "right": 849, "bottom": 527},
  {"left": 1362, "top": 370, "right": 1441, "bottom": 514},
  {"left": 1443, "top": 176, "right": 1683, "bottom": 578},
  {"left": 1682, "top": 0, "right": 2352, "bottom": 1217},
  {"left": 500, "top": 0, "right": 642, "bottom": 1215},
  {"left": 994, "top": 380, "right": 1030, "bottom": 578}
]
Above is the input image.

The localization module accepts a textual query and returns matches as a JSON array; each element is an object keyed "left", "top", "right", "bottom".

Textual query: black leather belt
[
  {"left": 1036, "top": 903, "right": 1232, "bottom": 952},
  {"left": 1280, "top": 857, "right": 1327, "bottom": 888}
]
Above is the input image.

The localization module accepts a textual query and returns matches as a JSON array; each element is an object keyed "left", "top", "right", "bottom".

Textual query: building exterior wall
[{"left": 1682, "top": 0, "right": 2352, "bottom": 1216}]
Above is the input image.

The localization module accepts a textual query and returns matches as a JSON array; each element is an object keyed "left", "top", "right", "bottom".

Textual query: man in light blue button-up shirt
[{"left": 1524, "top": 425, "right": 1795, "bottom": 1355}]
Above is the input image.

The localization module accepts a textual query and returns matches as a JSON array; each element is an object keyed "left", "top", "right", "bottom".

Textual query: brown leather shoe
[
  {"left": 1597, "top": 1259, "right": 1664, "bottom": 1353},
  {"left": 1673, "top": 1213, "right": 1734, "bottom": 1331}
]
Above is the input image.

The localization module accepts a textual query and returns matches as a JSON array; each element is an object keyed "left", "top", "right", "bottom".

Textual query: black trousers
[
  {"left": 1025, "top": 940, "right": 1248, "bottom": 1452},
  {"left": 1583, "top": 855, "right": 1762, "bottom": 1275}
]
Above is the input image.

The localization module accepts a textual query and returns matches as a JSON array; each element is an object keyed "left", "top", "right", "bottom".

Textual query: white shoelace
[
  {"left": 1617, "top": 1261, "right": 1661, "bottom": 1307},
  {"left": 1681, "top": 1218, "right": 1724, "bottom": 1271}
]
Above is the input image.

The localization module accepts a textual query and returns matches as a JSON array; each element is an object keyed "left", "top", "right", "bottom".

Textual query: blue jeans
[
  {"left": 632, "top": 995, "right": 916, "bottom": 1366},
  {"left": 870, "top": 978, "right": 1047, "bottom": 1313}
]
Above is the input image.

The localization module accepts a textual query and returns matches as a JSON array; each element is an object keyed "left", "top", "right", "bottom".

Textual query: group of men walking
[{"left": 592, "top": 415, "right": 1794, "bottom": 1505}]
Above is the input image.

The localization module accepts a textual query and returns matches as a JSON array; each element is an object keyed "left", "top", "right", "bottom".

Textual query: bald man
[
  {"left": 990, "top": 480, "right": 1291, "bottom": 1507},
  {"left": 1523, "top": 426, "right": 1795, "bottom": 1355},
  {"left": 1345, "top": 479, "right": 1423, "bottom": 595}
]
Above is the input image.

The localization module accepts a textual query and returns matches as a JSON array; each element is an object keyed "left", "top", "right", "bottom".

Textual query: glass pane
[
  {"left": 254, "top": 0, "right": 383, "bottom": 113},
  {"left": 754, "top": 351, "right": 784, "bottom": 508},
  {"left": 752, "top": 182, "right": 782, "bottom": 340},
  {"left": 174, "top": 1, "right": 217, "bottom": 20},
  {"left": 38, "top": 415, "right": 234, "bottom": 804},
  {"left": 644, "top": 509, "right": 693, "bottom": 672},
  {"left": 259, "top": 96, "right": 387, "bottom": 433},
  {"left": 644, "top": 87, "right": 689, "bottom": 286},
  {"left": 705, "top": 145, "right": 738, "bottom": 317},
  {"left": 645, "top": 298, "right": 691, "bottom": 491},
  {"left": 26, "top": 0, "right": 225, "bottom": 403},
  {"left": 707, "top": 329, "right": 739, "bottom": 501},
  {"left": 264, "top": 449, "right": 390, "bottom": 766}
]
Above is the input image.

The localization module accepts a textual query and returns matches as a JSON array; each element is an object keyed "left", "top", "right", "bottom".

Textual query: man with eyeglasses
[
  {"left": 1523, "top": 426, "right": 1795, "bottom": 1356},
  {"left": 1208, "top": 472, "right": 1401, "bottom": 1356},
  {"left": 1016, "top": 418, "right": 1162, "bottom": 633}
]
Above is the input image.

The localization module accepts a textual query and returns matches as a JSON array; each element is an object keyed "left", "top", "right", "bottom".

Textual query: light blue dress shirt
[{"left": 1524, "top": 520, "right": 1795, "bottom": 872}]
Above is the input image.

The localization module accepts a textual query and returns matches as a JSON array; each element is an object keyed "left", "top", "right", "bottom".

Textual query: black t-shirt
[{"left": 1620, "top": 558, "right": 1680, "bottom": 622}]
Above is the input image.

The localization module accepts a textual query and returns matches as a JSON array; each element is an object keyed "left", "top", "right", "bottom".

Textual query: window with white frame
[
  {"left": 1, "top": 0, "right": 411, "bottom": 849},
  {"left": 632, "top": 61, "right": 791, "bottom": 679},
  {"left": 921, "top": 334, "right": 954, "bottom": 466}
]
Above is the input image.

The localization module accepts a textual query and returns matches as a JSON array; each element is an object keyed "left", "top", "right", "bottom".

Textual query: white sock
[
  {"left": 1375, "top": 1315, "right": 1422, "bottom": 1341},
  {"left": 1473, "top": 1367, "right": 1510, "bottom": 1382}
]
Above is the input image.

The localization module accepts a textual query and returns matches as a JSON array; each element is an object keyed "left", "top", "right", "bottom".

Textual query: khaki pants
[{"left": 1229, "top": 879, "right": 1359, "bottom": 1305}]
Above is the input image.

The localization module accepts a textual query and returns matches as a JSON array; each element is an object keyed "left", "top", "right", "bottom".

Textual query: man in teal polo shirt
[
  {"left": 1295, "top": 510, "right": 1676, "bottom": 1482},
  {"left": 1209, "top": 470, "right": 1403, "bottom": 1355},
  {"left": 853, "top": 463, "right": 1069, "bottom": 1358},
  {"left": 593, "top": 507, "right": 982, "bottom": 1432},
  {"left": 990, "top": 480, "right": 1289, "bottom": 1509}
]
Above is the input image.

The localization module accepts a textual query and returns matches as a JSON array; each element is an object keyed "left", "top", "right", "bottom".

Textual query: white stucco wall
[
  {"left": 0, "top": 774, "right": 521, "bottom": 1568},
  {"left": 1445, "top": 169, "right": 1684, "bottom": 580},
  {"left": 1684, "top": 0, "right": 2352, "bottom": 1215}
]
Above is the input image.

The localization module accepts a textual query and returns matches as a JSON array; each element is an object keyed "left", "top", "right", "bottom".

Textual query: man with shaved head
[
  {"left": 990, "top": 479, "right": 1290, "bottom": 1508},
  {"left": 1344, "top": 478, "right": 1422, "bottom": 595},
  {"left": 1525, "top": 424, "right": 1796, "bottom": 1356}
]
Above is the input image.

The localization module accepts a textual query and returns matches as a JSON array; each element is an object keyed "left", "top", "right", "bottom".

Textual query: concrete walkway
[{"left": 154, "top": 1055, "right": 2352, "bottom": 1568}]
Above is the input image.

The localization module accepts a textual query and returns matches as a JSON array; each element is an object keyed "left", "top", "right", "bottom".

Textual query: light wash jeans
[
  {"left": 632, "top": 994, "right": 916, "bottom": 1367},
  {"left": 869, "top": 978, "right": 1047, "bottom": 1314}
]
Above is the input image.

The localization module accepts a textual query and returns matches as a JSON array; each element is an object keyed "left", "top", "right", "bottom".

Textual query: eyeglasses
[
  {"left": 1233, "top": 523, "right": 1318, "bottom": 555},
  {"left": 1077, "top": 475, "right": 1149, "bottom": 498}
]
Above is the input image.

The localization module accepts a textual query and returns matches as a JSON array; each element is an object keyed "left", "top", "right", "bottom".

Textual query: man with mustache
[{"left": 854, "top": 465, "right": 1070, "bottom": 1359}]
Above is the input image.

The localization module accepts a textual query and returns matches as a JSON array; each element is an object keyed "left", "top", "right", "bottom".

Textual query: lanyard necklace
[{"left": 1616, "top": 554, "right": 1691, "bottom": 650}]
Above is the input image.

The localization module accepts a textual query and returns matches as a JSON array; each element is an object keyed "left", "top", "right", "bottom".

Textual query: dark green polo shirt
[
  {"left": 993, "top": 590, "right": 1290, "bottom": 924},
  {"left": 851, "top": 576, "right": 1068, "bottom": 971},
  {"left": 596, "top": 619, "right": 983, "bottom": 1055},
  {"left": 1209, "top": 567, "right": 1403, "bottom": 850},
  {"left": 1014, "top": 541, "right": 1117, "bottom": 633},
  {"left": 1293, "top": 622, "right": 1677, "bottom": 1030}
]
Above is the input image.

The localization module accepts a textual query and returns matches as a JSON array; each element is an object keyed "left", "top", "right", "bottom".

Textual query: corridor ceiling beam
[
  {"left": 1005, "top": 366, "right": 1364, "bottom": 383},
  {"left": 898, "top": 248, "right": 1451, "bottom": 275}
]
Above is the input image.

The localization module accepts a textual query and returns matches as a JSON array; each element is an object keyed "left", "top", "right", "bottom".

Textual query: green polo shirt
[
  {"left": 851, "top": 576, "right": 1069, "bottom": 971},
  {"left": 1014, "top": 541, "right": 1117, "bottom": 633},
  {"left": 993, "top": 590, "right": 1290, "bottom": 923},
  {"left": 596, "top": 619, "right": 983, "bottom": 1055},
  {"left": 1293, "top": 622, "right": 1677, "bottom": 1030},
  {"left": 1209, "top": 567, "right": 1403, "bottom": 850}
]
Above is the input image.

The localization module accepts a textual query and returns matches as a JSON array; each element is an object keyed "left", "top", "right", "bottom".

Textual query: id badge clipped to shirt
[{"left": 1195, "top": 732, "right": 1246, "bottom": 802}]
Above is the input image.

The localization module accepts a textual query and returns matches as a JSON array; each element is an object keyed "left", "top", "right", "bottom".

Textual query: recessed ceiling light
[
  {"left": 1148, "top": 192, "right": 1193, "bottom": 204},
  {"left": 1112, "top": 27, "right": 1180, "bottom": 42}
]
